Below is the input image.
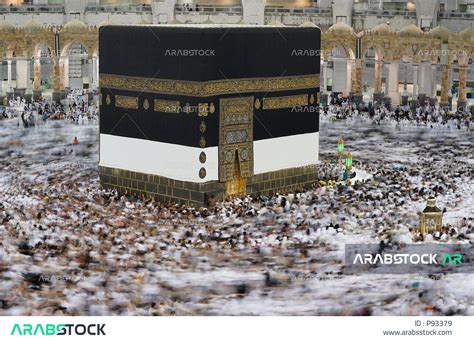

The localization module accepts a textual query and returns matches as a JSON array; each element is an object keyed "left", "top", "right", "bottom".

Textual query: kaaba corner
[{"left": 98, "top": 24, "right": 321, "bottom": 207}]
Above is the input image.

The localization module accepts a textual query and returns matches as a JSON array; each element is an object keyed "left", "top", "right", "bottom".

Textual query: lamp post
[
  {"left": 419, "top": 197, "right": 443, "bottom": 235},
  {"left": 345, "top": 151, "right": 353, "bottom": 183},
  {"left": 337, "top": 137, "right": 344, "bottom": 166}
]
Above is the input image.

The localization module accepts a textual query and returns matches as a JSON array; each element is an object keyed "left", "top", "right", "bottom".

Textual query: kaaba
[{"left": 99, "top": 25, "right": 320, "bottom": 207}]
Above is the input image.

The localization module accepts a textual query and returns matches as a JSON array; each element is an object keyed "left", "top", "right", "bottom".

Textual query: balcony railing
[
  {"left": 265, "top": 6, "right": 332, "bottom": 15},
  {"left": 353, "top": 9, "right": 417, "bottom": 18},
  {"left": 85, "top": 4, "right": 152, "bottom": 14},
  {"left": 0, "top": 4, "right": 64, "bottom": 13},
  {"left": 438, "top": 11, "right": 474, "bottom": 19},
  {"left": 174, "top": 5, "right": 243, "bottom": 15}
]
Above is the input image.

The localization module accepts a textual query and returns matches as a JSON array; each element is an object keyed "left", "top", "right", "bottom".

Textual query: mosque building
[{"left": 0, "top": 0, "right": 472, "bottom": 111}]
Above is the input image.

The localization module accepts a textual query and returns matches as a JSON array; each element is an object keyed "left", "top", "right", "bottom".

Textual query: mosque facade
[{"left": 0, "top": 0, "right": 473, "bottom": 111}]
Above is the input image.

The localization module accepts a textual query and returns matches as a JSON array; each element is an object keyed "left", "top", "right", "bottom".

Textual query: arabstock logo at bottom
[
  {"left": 344, "top": 244, "right": 474, "bottom": 274},
  {"left": 10, "top": 324, "right": 106, "bottom": 336}
]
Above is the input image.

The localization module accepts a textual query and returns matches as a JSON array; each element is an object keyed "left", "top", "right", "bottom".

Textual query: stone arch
[
  {"left": 321, "top": 42, "right": 355, "bottom": 62},
  {"left": 6, "top": 43, "right": 27, "bottom": 59},
  {"left": 33, "top": 40, "right": 55, "bottom": 59},
  {"left": 60, "top": 40, "right": 91, "bottom": 58}
]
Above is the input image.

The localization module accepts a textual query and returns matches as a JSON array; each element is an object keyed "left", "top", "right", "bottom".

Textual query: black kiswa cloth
[
  {"left": 99, "top": 25, "right": 321, "bottom": 80},
  {"left": 99, "top": 25, "right": 320, "bottom": 147}
]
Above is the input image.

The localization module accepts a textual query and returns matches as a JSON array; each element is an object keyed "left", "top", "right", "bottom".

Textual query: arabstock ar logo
[
  {"left": 352, "top": 253, "right": 463, "bottom": 265},
  {"left": 10, "top": 324, "right": 106, "bottom": 336},
  {"left": 344, "top": 244, "right": 473, "bottom": 275}
]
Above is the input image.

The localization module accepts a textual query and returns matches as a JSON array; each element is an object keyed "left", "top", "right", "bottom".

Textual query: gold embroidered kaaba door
[{"left": 219, "top": 97, "right": 254, "bottom": 197}]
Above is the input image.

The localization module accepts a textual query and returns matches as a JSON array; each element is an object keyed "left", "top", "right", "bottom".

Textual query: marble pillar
[
  {"left": 6, "top": 59, "right": 13, "bottom": 99},
  {"left": 93, "top": 56, "right": 99, "bottom": 90},
  {"left": 241, "top": 0, "right": 265, "bottom": 25},
  {"left": 25, "top": 58, "right": 32, "bottom": 102},
  {"left": 52, "top": 56, "right": 62, "bottom": 102},
  {"left": 345, "top": 58, "right": 353, "bottom": 97},
  {"left": 0, "top": 59, "right": 3, "bottom": 96},
  {"left": 151, "top": 0, "right": 176, "bottom": 24},
  {"left": 321, "top": 60, "right": 328, "bottom": 105},
  {"left": 457, "top": 65, "right": 467, "bottom": 110},
  {"left": 401, "top": 62, "right": 409, "bottom": 105},
  {"left": 14, "top": 58, "right": 27, "bottom": 99},
  {"left": 440, "top": 64, "right": 450, "bottom": 108},
  {"left": 448, "top": 63, "right": 453, "bottom": 108},
  {"left": 413, "top": 64, "right": 419, "bottom": 97},
  {"left": 33, "top": 57, "right": 42, "bottom": 100},
  {"left": 352, "top": 59, "right": 363, "bottom": 104},
  {"left": 63, "top": 56, "right": 70, "bottom": 94},
  {"left": 387, "top": 62, "right": 400, "bottom": 106},
  {"left": 418, "top": 63, "right": 426, "bottom": 105},
  {"left": 96, "top": 56, "right": 99, "bottom": 89},
  {"left": 429, "top": 63, "right": 437, "bottom": 106},
  {"left": 332, "top": 59, "right": 348, "bottom": 95},
  {"left": 411, "top": 63, "right": 419, "bottom": 108},
  {"left": 89, "top": 57, "right": 94, "bottom": 90},
  {"left": 322, "top": 61, "right": 328, "bottom": 92},
  {"left": 373, "top": 60, "right": 383, "bottom": 102}
]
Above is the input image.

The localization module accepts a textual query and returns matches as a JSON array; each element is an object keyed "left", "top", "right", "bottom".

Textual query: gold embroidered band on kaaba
[
  {"left": 116, "top": 95, "right": 138, "bottom": 109},
  {"left": 263, "top": 94, "right": 309, "bottom": 110},
  {"left": 100, "top": 74, "right": 320, "bottom": 97},
  {"left": 154, "top": 99, "right": 180, "bottom": 113}
]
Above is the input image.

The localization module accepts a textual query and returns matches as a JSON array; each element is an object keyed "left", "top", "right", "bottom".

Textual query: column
[
  {"left": 89, "top": 57, "right": 94, "bottom": 90},
  {"left": 413, "top": 63, "right": 419, "bottom": 98},
  {"left": 25, "top": 58, "right": 33, "bottom": 101},
  {"left": 345, "top": 58, "right": 353, "bottom": 97},
  {"left": 373, "top": 60, "right": 383, "bottom": 101},
  {"left": 419, "top": 63, "right": 426, "bottom": 104},
  {"left": 321, "top": 60, "right": 329, "bottom": 106},
  {"left": 95, "top": 56, "right": 99, "bottom": 89},
  {"left": 322, "top": 60, "right": 328, "bottom": 93},
  {"left": 62, "top": 56, "right": 69, "bottom": 91},
  {"left": 7, "top": 58, "right": 13, "bottom": 95},
  {"left": 448, "top": 64, "right": 453, "bottom": 108},
  {"left": 440, "top": 64, "right": 450, "bottom": 107},
  {"left": 15, "top": 58, "right": 28, "bottom": 99},
  {"left": 401, "top": 62, "right": 409, "bottom": 105},
  {"left": 458, "top": 65, "right": 467, "bottom": 109},
  {"left": 151, "top": 0, "right": 176, "bottom": 24},
  {"left": 387, "top": 62, "right": 400, "bottom": 106},
  {"left": 0, "top": 58, "right": 3, "bottom": 95},
  {"left": 430, "top": 63, "right": 437, "bottom": 105},
  {"left": 92, "top": 56, "right": 99, "bottom": 90},
  {"left": 33, "top": 57, "right": 42, "bottom": 100},
  {"left": 241, "top": 0, "right": 265, "bottom": 25},
  {"left": 403, "top": 62, "right": 408, "bottom": 90},
  {"left": 353, "top": 59, "right": 363, "bottom": 104},
  {"left": 52, "top": 56, "right": 62, "bottom": 102}
]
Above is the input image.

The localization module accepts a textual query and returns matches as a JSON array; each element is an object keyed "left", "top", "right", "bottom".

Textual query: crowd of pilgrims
[
  {"left": 0, "top": 91, "right": 472, "bottom": 315},
  {"left": 2, "top": 92, "right": 472, "bottom": 131},
  {"left": 0, "top": 92, "right": 98, "bottom": 128},
  {"left": 1, "top": 152, "right": 472, "bottom": 315},
  {"left": 322, "top": 94, "right": 472, "bottom": 130}
]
